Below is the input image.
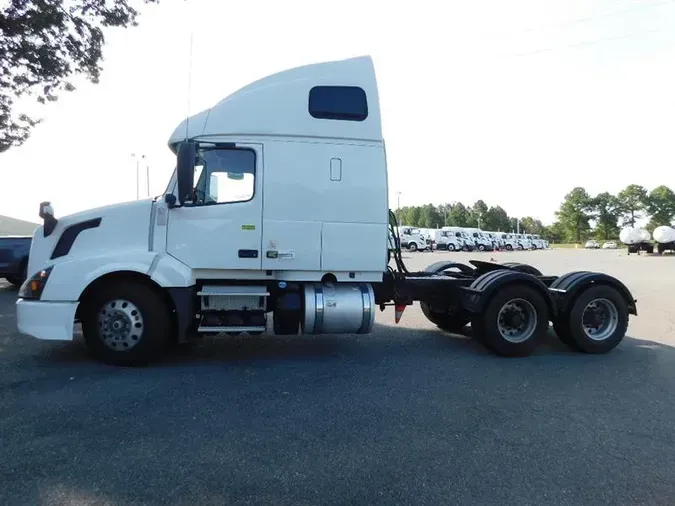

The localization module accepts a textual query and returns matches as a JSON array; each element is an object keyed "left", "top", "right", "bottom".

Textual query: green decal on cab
[{"left": 242, "top": 224, "right": 256, "bottom": 231}]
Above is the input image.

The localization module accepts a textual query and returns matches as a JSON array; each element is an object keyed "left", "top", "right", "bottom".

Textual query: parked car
[
  {"left": 602, "top": 241, "right": 618, "bottom": 249},
  {"left": 584, "top": 240, "right": 600, "bottom": 249},
  {"left": 0, "top": 236, "right": 31, "bottom": 286}
]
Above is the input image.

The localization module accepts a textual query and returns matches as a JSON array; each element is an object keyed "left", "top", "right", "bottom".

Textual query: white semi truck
[
  {"left": 433, "top": 230, "right": 464, "bottom": 251},
  {"left": 395, "top": 226, "right": 428, "bottom": 252},
  {"left": 17, "top": 56, "right": 637, "bottom": 364},
  {"left": 463, "top": 228, "right": 494, "bottom": 252},
  {"left": 499, "top": 233, "right": 521, "bottom": 251}
]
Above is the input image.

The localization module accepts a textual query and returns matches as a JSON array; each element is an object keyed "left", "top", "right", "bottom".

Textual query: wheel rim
[
  {"left": 582, "top": 298, "right": 618, "bottom": 341},
  {"left": 497, "top": 298, "right": 538, "bottom": 343},
  {"left": 98, "top": 299, "right": 144, "bottom": 351},
  {"left": 479, "top": 245, "right": 485, "bottom": 251},
  {"left": 449, "top": 244, "right": 454, "bottom": 251},
  {"left": 410, "top": 243, "right": 417, "bottom": 251}
]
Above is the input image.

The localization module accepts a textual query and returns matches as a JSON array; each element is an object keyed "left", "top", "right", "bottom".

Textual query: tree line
[{"left": 395, "top": 184, "right": 675, "bottom": 244}]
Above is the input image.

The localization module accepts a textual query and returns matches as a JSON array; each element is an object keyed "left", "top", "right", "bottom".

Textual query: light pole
[
  {"left": 145, "top": 159, "right": 151, "bottom": 197},
  {"left": 131, "top": 153, "right": 146, "bottom": 200},
  {"left": 396, "top": 191, "right": 402, "bottom": 210}
]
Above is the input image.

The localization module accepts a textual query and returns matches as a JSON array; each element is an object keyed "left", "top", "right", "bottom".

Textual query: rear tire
[
  {"left": 472, "top": 284, "right": 549, "bottom": 357},
  {"left": 559, "top": 285, "right": 629, "bottom": 354},
  {"left": 478, "top": 244, "right": 485, "bottom": 251},
  {"left": 420, "top": 302, "right": 470, "bottom": 333},
  {"left": 81, "top": 281, "right": 171, "bottom": 366}
]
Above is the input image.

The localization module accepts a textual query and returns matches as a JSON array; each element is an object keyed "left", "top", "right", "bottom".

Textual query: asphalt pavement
[{"left": 2, "top": 250, "right": 675, "bottom": 505}]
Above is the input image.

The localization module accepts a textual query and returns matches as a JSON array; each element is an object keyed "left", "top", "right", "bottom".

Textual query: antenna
[{"left": 185, "top": 31, "right": 194, "bottom": 141}]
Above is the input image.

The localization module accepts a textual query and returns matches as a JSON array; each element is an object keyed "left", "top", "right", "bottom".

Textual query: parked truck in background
[
  {"left": 653, "top": 226, "right": 675, "bottom": 254},
  {"left": 395, "top": 226, "right": 429, "bottom": 252},
  {"left": 463, "top": 228, "right": 494, "bottom": 252},
  {"left": 16, "top": 56, "right": 637, "bottom": 365},
  {"left": 499, "top": 233, "right": 520, "bottom": 251},
  {"left": 433, "top": 230, "right": 464, "bottom": 251},
  {"left": 0, "top": 236, "right": 31, "bottom": 287}
]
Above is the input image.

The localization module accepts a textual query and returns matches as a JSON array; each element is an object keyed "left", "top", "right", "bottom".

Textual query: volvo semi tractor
[
  {"left": 395, "top": 226, "right": 428, "bottom": 252},
  {"left": 433, "top": 230, "right": 464, "bottom": 251},
  {"left": 16, "top": 56, "right": 637, "bottom": 365}
]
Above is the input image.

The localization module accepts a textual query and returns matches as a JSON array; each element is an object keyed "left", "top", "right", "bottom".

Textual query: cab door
[{"left": 166, "top": 143, "right": 264, "bottom": 270}]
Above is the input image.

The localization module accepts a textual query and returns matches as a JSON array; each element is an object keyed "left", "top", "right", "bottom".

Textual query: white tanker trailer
[
  {"left": 653, "top": 225, "right": 675, "bottom": 255},
  {"left": 620, "top": 226, "right": 654, "bottom": 254}
]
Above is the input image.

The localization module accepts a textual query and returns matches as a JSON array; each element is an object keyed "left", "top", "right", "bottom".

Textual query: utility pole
[
  {"left": 131, "top": 153, "right": 146, "bottom": 200},
  {"left": 146, "top": 160, "right": 151, "bottom": 197},
  {"left": 397, "top": 191, "right": 402, "bottom": 210}
]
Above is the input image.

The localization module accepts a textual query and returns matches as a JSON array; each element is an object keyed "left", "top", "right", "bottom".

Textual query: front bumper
[{"left": 16, "top": 299, "right": 78, "bottom": 341}]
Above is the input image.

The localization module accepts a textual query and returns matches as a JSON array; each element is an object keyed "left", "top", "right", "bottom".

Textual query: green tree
[
  {"left": 483, "top": 206, "right": 511, "bottom": 231},
  {"left": 407, "top": 206, "right": 422, "bottom": 227},
  {"left": 446, "top": 202, "right": 469, "bottom": 227},
  {"left": 467, "top": 200, "right": 489, "bottom": 228},
  {"left": 543, "top": 221, "right": 566, "bottom": 243},
  {"left": 645, "top": 185, "right": 675, "bottom": 230},
  {"left": 520, "top": 216, "right": 546, "bottom": 235},
  {"left": 1, "top": 0, "right": 159, "bottom": 152},
  {"left": 617, "top": 184, "right": 649, "bottom": 226},
  {"left": 555, "top": 187, "right": 593, "bottom": 243},
  {"left": 592, "top": 192, "right": 621, "bottom": 240},
  {"left": 420, "top": 204, "right": 443, "bottom": 228}
]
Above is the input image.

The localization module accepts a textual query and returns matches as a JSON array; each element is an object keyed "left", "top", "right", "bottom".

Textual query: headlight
[{"left": 18, "top": 266, "right": 53, "bottom": 300}]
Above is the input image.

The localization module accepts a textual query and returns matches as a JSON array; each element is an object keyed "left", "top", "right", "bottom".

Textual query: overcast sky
[{"left": 1, "top": 0, "right": 674, "bottom": 225}]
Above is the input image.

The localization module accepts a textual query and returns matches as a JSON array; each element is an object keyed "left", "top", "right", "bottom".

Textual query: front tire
[
  {"left": 505, "top": 244, "right": 513, "bottom": 251},
  {"left": 409, "top": 242, "right": 418, "bottom": 252},
  {"left": 81, "top": 282, "right": 171, "bottom": 366}
]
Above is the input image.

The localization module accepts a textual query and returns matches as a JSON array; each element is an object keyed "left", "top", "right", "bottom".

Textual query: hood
[{"left": 28, "top": 199, "right": 154, "bottom": 276}]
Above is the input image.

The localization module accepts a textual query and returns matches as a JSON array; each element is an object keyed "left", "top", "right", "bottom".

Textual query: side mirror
[
  {"left": 176, "top": 141, "right": 197, "bottom": 205},
  {"left": 39, "top": 201, "right": 58, "bottom": 237},
  {"left": 39, "top": 201, "right": 54, "bottom": 219}
]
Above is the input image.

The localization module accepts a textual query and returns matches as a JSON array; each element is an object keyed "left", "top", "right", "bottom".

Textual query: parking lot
[{"left": 2, "top": 249, "right": 675, "bottom": 505}]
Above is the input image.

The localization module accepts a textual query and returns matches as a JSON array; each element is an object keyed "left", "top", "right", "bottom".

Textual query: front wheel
[
  {"left": 505, "top": 244, "right": 513, "bottom": 251},
  {"left": 81, "top": 282, "right": 172, "bottom": 365},
  {"left": 447, "top": 244, "right": 456, "bottom": 252},
  {"left": 478, "top": 244, "right": 485, "bottom": 251},
  {"left": 408, "top": 242, "right": 418, "bottom": 252}
]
